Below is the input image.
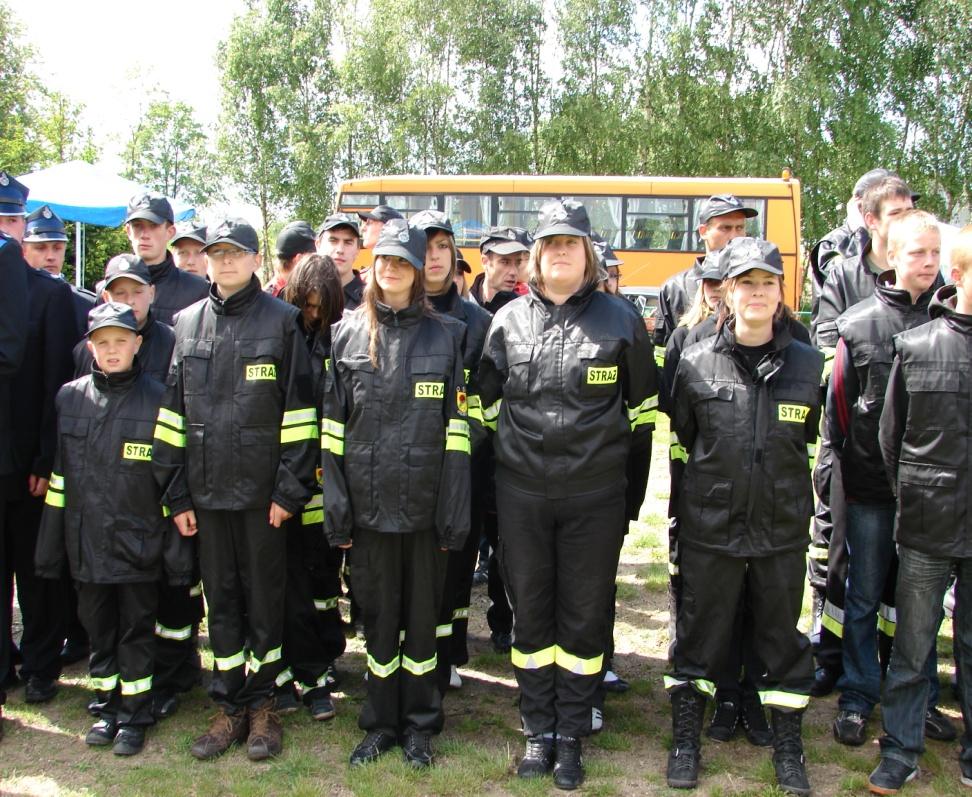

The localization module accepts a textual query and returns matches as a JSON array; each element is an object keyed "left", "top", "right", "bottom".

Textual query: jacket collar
[
  {"left": 874, "top": 270, "right": 937, "bottom": 311},
  {"left": 344, "top": 272, "right": 364, "bottom": 305},
  {"left": 527, "top": 280, "right": 598, "bottom": 310},
  {"left": 428, "top": 283, "right": 461, "bottom": 315},
  {"left": 929, "top": 284, "right": 972, "bottom": 334},
  {"left": 92, "top": 360, "right": 141, "bottom": 393},
  {"left": 376, "top": 298, "right": 424, "bottom": 327},
  {"left": 209, "top": 274, "right": 262, "bottom": 316},
  {"left": 147, "top": 252, "right": 176, "bottom": 283}
]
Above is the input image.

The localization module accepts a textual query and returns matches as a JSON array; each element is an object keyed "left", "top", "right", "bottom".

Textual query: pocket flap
[
  {"left": 685, "top": 471, "right": 732, "bottom": 503},
  {"left": 342, "top": 356, "right": 374, "bottom": 373},
  {"left": 410, "top": 355, "right": 450, "bottom": 375},
  {"left": 693, "top": 382, "right": 734, "bottom": 402},
  {"left": 898, "top": 461, "right": 957, "bottom": 487},
  {"left": 183, "top": 339, "right": 213, "bottom": 359},
  {"left": 506, "top": 345, "right": 533, "bottom": 367},
  {"left": 905, "top": 368, "right": 959, "bottom": 393},
  {"left": 238, "top": 339, "right": 284, "bottom": 360}
]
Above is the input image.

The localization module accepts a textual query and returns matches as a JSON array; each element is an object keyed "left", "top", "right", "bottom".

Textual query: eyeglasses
[{"left": 207, "top": 248, "right": 250, "bottom": 262}]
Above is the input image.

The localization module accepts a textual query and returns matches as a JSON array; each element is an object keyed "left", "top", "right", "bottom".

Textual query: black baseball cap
[
  {"left": 592, "top": 235, "right": 622, "bottom": 267},
  {"left": 373, "top": 219, "right": 426, "bottom": 270},
  {"left": 0, "top": 171, "right": 28, "bottom": 216},
  {"left": 853, "top": 168, "right": 893, "bottom": 198},
  {"left": 358, "top": 204, "right": 403, "bottom": 223},
  {"left": 125, "top": 191, "right": 174, "bottom": 225},
  {"left": 23, "top": 206, "right": 68, "bottom": 243},
  {"left": 203, "top": 218, "right": 259, "bottom": 253},
  {"left": 275, "top": 220, "right": 317, "bottom": 258},
  {"left": 699, "top": 250, "right": 726, "bottom": 281},
  {"left": 723, "top": 237, "right": 784, "bottom": 279},
  {"left": 171, "top": 223, "right": 208, "bottom": 246},
  {"left": 410, "top": 210, "right": 453, "bottom": 236},
  {"left": 534, "top": 199, "right": 592, "bottom": 239},
  {"left": 317, "top": 212, "right": 360, "bottom": 237},
  {"left": 480, "top": 226, "right": 530, "bottom": 255},
  {"left": 456, "top": 254, "right": 472, "bottom": 274},
  {"left": 86, "top": 301, "right": 140, "bottom": 337},
  {"left": 698, "top": 194, "right": 758, "bottom": 224},
  {"left": 103, "top": 254, "right": 152, "bottom": 288}
]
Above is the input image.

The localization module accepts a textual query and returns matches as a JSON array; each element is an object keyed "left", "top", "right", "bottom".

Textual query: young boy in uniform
[
  {"left": 36, "top": 303, "right": 192, "bottom": 756},
  {"left": 153, "top": 218, "right": 317, "bottom": 761}
]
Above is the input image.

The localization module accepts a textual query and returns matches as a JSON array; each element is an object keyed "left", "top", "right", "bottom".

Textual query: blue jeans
[
  {"left": 880, "top": 547, "right": 972, "bottom": 767},
  {"left": 839, "top": 503, "right": 938, "bottom": 713}
]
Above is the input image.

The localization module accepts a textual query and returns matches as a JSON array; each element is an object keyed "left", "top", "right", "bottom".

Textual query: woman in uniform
[
  {"left": 478, "top": 199, "right": 657, "bottom": 790},
  {"left": 321, "top": 219, "right": 470, "bottom": 769},
  {"left": 665, "top": 236, "right": 822, "bottom": 796}
]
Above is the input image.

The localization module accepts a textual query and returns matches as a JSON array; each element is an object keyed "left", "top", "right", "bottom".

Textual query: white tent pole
[{"left": 75, "top": 222, "right": 82, "bottom": 288}]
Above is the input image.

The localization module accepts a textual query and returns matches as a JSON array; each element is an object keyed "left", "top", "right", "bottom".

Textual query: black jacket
[
  {"left": 880, "top": 285, "right": 972, "bottom": 557},
  {"left": 321, "top": 301, "right": 470, "bottom": 550},
  {"left": 478, "top": 284, "right": 657, "bottom": 499},
  {"left": 812, "top": 242, "right": 882, "bottom": 350},
  {"left": 810, "top": 224, "right": 869, "bottom": 291},
  {"left": 673, "top": 321, "right": 823, "bottom": 556},
  {"left": 469, "top": 273, "right": 518, "bottom": 314},
  {"left": 343, "top": 273, "right": 365, "bottom": 312},
  {"left": 827, "top": 273, "right": 934, "bottom": 503},
  {"left": 36, "top": 364, "right": 193, "bottom": 584},
  {"left": 7, "top": 264, "right": 77, "bottom": 482},
  {"left": 0, "top": 235, "right": 29, "bottom": 478},
  {"left": 73, "top": 313, "right": 175, "bottom": 383},
  {"left": 153, "top": 276, "right": 318, "bottom": 517},
  {"left": 652, "top": 257, "right": 703, "bottom": 347},
  {"left": 67, "top": 282, "right": 97, "bottom": 340},
  {"left": 147, "top": 254, "right": 209, "bottom": 326}
]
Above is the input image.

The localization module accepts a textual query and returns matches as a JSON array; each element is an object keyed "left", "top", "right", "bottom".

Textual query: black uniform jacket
[
  {"left": 321, "top": 300, "right": 470, "bottom": 551},
  {"left": 343, "top": 273, "right": 365, "bottom": 312},
  {"left": 147, "top": 254, "right": 209, "bottom": 326},
  {"left": 7, "top": 263, "right": 77, "bottom": 482},
  {"left": 810, "top": 224, "right": 868, "bottom": 291},
  {"left": 36, "top": 363, "right": 193, "bottom": 584},
  {"left": 153, "top": 276, "right": 318, "bottom": 517},
  {"left": 67, "top": 282, "right": 97, "bottom": 340},
  {"left": 673, "top": 321, "right": 823, "bottom": 557},
  {"left": 652, "top": 257, "right": 703, "bottom": 348},
  {"left": 73, "top": 313, "right": 175, "bottom": 383},
  {"left": 470, "top": 273, "right": 518, "bottom": 314},
  {"left": 478, "top": 283, "right": 658, "bottom": 499},
  {"left": 827, "top": 273, "right": 934, "bottom": 503},
  {"left": 880, "top": 285, "right": 972, "bottom": 557},
  {"left": 0, "top": 235, "right": 29, "bottom": 478}
]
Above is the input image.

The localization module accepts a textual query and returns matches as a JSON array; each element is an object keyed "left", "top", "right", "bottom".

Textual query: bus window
[
  {"left": 689, "top": 198, "right": 767, "bottom": 248},
  {"left": 498, "top": 195, "right": 557, "bottom": 231},
  {"left": 444, "top": 195, "right": 490, "bottom": 247},
  {"left": 566, "top": 196, "right": 622, "bottom": 247},
  {"left": 384, "top": 194, "right": 439, "bottom": 215},
  {"left": 625, "top": 197, "right": 691, "bottom": 251},
  {"left": 341, "top": 193, "right": 379, "bottom": 207}
]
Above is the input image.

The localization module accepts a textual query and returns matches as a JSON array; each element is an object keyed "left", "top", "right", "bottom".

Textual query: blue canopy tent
[{"left": 17, "top": 161, "right": 195, "bottom": 286}]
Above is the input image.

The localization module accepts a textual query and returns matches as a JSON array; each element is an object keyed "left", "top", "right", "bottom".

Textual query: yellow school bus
[{"left": 335, "top": 172, "right": 803, "bottom": 307}]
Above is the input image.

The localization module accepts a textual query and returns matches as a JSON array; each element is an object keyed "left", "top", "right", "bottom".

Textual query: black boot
[
  {"left": 667, "top": 687, "right": 705, "bottom": 789},
  {"left": 553, "top": 735, "right": 584, "bottom": 790},
  {"left": 771, "top": 709, "right": 811, "bottom": 796}
]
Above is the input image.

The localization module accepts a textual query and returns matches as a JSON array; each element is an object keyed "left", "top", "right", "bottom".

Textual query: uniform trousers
[
  {"left": 153, "top": 580, "right": 204, "bottom": 697},
  {"left": 78, "top": 580, "right": 157, "bottom": 727},
  {"left": 497, "top": 479, "right": 625, "bottom": 738},
  {"left": 350, "top": 527, "right": 448, "bottom": 736},
  {"left": 196, "top": 508, "right": 285, "bottom": 710}
]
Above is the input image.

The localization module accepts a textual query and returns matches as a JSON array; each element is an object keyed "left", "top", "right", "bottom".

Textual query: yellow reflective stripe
[
  {"left": 663, "top": 675, "right": 715, "bottom": 697},
  {"left": 249, "top": 646, "right": 282, "bottom": 673},
  {"left": 627, "top": 395, "right": 658, "bottom": 430},
  {"left": 120, "top": 675, "right": 153, "bottom": 696},
  {"left": 321, "top": 418, "right": 345, "bottom": 438},
  {"left": 304, "top": 492, "right": 323, "bottom": 510},
  {"left": 446, "top": 434, "right": 471, "bottom": 453},
  {"left": 90, "top": 674, "right": 119, "bottom": 691},
  {"left": 555, "top": 646, "right": 603, "bottom": 676},
  {"left": 314, "top": 597, "right": 339, "bottom": 611},
  {"left": 402, "top": 653, "right": 437, "bottom": 676},
  {"left": 281, "top": 424, "right": 318, "bottom": 444},
  {"left": 511, "top": 645, "right": 556, "bottom": 670},
  {"left": 821, "top": 599, "right": 844, "bottom": 639},
  {"left": 654, "top": 345, "right": 666, "bottom": 368},
  {"left": 669, "top": 441, "right": 688, "bottom": 463},
  {"left": 367, "top": 653, "right": 400, "bottom": 678},
  {"left": 157, "top": 408, "right": 185, "bottom": 430},
  {"left": 162, "top": 504, "right": 171, "bottom": 517},
  {"left": 303, "top": 671, "right": 330, "bottom": 690},
  {"left": 49, "top": 472, "right": 65, "bottom": 490},
  {"left": 452, "top": 606, "right": 469, "bottom": 620},
  {"left": 153, "top": 423, "right": 186, "bottom": 448},
  {"left": 214, "top": 650, "right": 246, "bottom": 671},
  {"left": 808, "top": 545, "right": 828, "bottom": 562},
  {"left": 302, "top": 509, "right": 323, "bottom": 525},
  {"left": 45, "top": 487, "right": 65, "bottom": 508},
  {"left": 321, "top": 418, "right": 346, "bottom": 455},
  {"left": 481, "top": 398, "right": 501, "bottom": 431},
  {"left": 878, "top": 603, "right": 897, "bottom": 637},
  {"left": 275, "top": 667, "right": 294, "bottom": 688},
  {"left": 448, "top": 418, "right": 470, "bottom": 436},
  {"left": 759, "top": 690, "right": 810, "bottom": 710},
  {"left": 821, "top": 346, "right": 837, "bottom": 381},
  {"left": 155, "top": 622, "right": 192, "bottom": 641},
  {"left": 466, "top": 394, "right": 483, "bottom": 423},
  {"left": 189, "top": 581, "right": 203, "bottom": 597},
  {"left": 283, "top": 408, "right": 317, "bottom": 426},
  {"left": 435, "top": 623, "right": 453, "bottom": 638}
]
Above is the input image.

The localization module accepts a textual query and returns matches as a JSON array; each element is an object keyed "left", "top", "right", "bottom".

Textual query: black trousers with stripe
[
  {"left": 78, "top": 580, "right": 157, "bottom": 727},
  {"left": 350, "top": 527, "right": 448, "bottom": 736},
  {"left": 497, "top": 479, "right": 625, "bottom": 738},
  {"left": 153, "top": 579, "right": 204, "bottom": 697},
  {"left": 196, "top": 508, "right": 286, "bottom": 710}
]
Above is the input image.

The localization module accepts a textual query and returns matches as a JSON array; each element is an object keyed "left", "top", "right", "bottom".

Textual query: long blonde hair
[
  {"left": 363, "top": 258, "right": 428, "bottom": 366},
  {"left": 529, "top": 236, "right": 600, "bottom": 296},
  {"left": 718, "top": 272, "right": 793, "bottom": 328},
  {"left": 678, "top": 282, "right": 717, "bottom": 330}
]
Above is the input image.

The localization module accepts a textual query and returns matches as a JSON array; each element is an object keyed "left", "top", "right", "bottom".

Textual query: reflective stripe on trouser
[
  {"left": 813, "top": 444, "right": 849, "bottom": 675},
  {"left": 77, "top": 580, "right": 158, "bottom": 727},
  {"left": 671, "top": 546, "right": 813, "bottom": 714},
  {"left": 309, "top": 544, "right": 348, "bottom": 665},
  {"left": 154, "top": 580, "right": 204, "bottom": 695},
  {"left": 351, "top": 527, "right": 448, "bottom": 735},
  {"left": 197, "top": 508, "right": 286, "bottom": 709},
  {"left": 497, "top": 479, "right": 626, "bottom": 738}
]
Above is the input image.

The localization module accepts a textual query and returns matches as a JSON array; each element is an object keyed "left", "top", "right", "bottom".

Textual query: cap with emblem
[
  {"left": 699, "top": 249, "right": 727, "bottom": 281},
  {"left": 592, "top": 235, "right": 622, "bottom": 267},
  {"left": 171, "top": 222, "right": 208, "bottom": 246},
  {"left": 0, "top": 171, "right": 29, "bottom": 216},
  {"left": 410, "top": 210, "right": 453, "bottom": 236},
  {"left": 698, "top": 194, "right": 759, "bottom": 225},
  {"left": 723, "top": 237, "right": 784, "bottom": 279},
  {"left": 480, "top": 226, "right": 530, "bottom": 255},
  {"left": 373, "top": 219, "right": 426, "bottom": 270},
  {"left": 275, "top": 220, "right": 317, "bottom": 259},
  {"left": 103, "top": 254, "right": 152, "bottom": 288},
  {"left": 23, "top": 206, "right": 68, "bottom": 243},
  {"left": 203, "top": 218, "right": 259, "bottom": 253},
  {"left": 358, "top": 204, "right": 403, "bottom": 223},
  {"left": 534, "top": 199, "right": 592, "bottom": 240},
  {"left": 125, "top": 191, "right": 174, "bottom": 225},
  {"left": 317, "top": 212, "right": 360, "bottom": 237},
  {"left": 86, "top": 301, "right": 140, "bottom": 337}
]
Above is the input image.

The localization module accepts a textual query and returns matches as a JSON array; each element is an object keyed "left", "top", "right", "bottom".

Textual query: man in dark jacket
[
  {"left": 317, "top": 213, "right": 365, "bottom": 311},
  {"left": 469, "top": 227, "right": 525, "bottom": 314},
  {"left": 868, "top": 225, "right": 972, "bottom": 794}
]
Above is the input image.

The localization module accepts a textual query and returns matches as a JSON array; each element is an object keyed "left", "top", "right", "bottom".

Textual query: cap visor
[
  {"left": 726, "top": 260, "right": 784, "bottom": 279},
  {"left": 0, "top": 204, "right": 27, "bottom": 216},
  {"left": 534, "top": 224, "right": 589, "bottom": 239},
  {"left": 103, "top": 273, "right": 150, "bottom": 288},
  {"left": 320, "top": 221, "right": 360, "bottom": 235},
  {"left": 202, "top": 238, "right": 256, "bottom": 253},
  {"left": 125, "top": 210, "right": 168, "bottom": 225},
  {"left": 172, "top": 234, "right": 207, "bottom": 245},
  {"left": 23, "top": 232, "right": 69, "bottom": 243},
  {"left": 86, "top": 320, "right": 139, "bottom": 337},
  {"left": 373, "top": 244, "right": 423, "bottom": 270},
  {"left": 484, "top": 240, "right": 529, "bottom": 255}
]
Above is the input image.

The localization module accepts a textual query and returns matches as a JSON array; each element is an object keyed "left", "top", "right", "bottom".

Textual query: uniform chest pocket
[
  {"left": 577, "top": 343, "right": 621, "bottom": 400},
  {"left": 340, "top": 356, "right": 375, "bottom": 409},
  {"left": 410, "top": 355, "right": 450, "bottom": 409},
  {"left": 182, "top": 339, "right": 213, "bottom": 395},
  {"left": 691, "top": 382, "right": 737, "bottom": 437},
  {"left": 772, "top": 383, "right": 817, "bottom": 438},
  {"left": 60, "top": 417, "right": 90, "bottom": 477},
  {"left": 115, "top": 419, "right": 156, "bottom": 468},
  {"left": 238, "top": 339, "right": 283, "bottom": 391},
  {"left": 903, "top": 367, "right": 960, "bottom": 430},
  {"left": 504, "top": 344, "right": 534, "bottom": 401}
]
